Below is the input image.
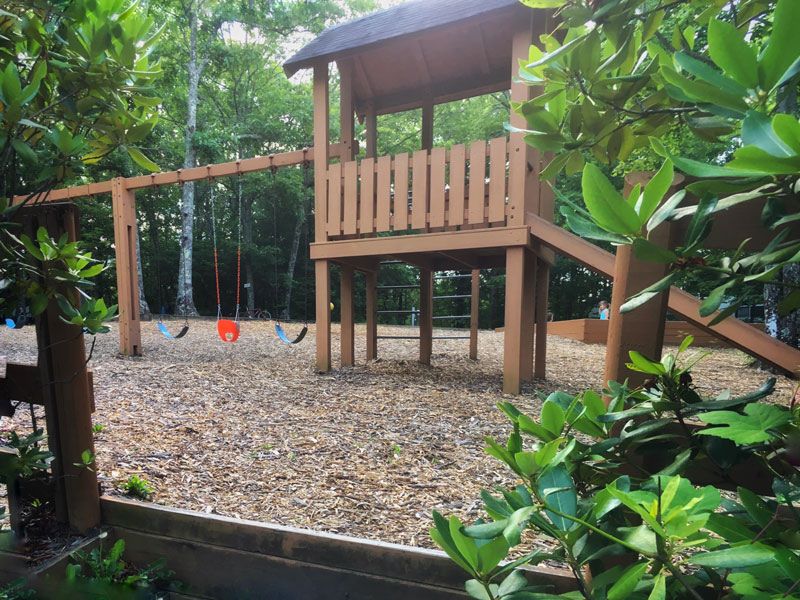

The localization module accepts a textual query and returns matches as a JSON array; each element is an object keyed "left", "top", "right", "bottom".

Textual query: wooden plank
[
  {"left": 503, "top": 247, "right": 525, "bottom": 394},
  {"left": 468, "top": 141, "right": 486, "bottom": 225},
  {"left": 469, "top": 270, "right": 479, "bottom": 360},
  {"left": 310, "top": 226, "right": 531, "bottom": 260},
  {"left": 340, "top": 266, "right": 355, "bottom": 367},
  {"left": 421, "top": 100, "right": 434, "bottom": 150},
  {"left": 376, "top": 156, "right": 392, "bottom": 232},
  {"left": 365, "top": 271, "right": 378, "bottom": 361},
  {"left": 360, "top": 158, "right": 375, "bottom": 234},
  {"left": 411, "top": 150, "right": 428, "bottom": 231},
  {"left": 327, "top": 162, "right": 342, "bottom": 237},
  {"left": 534, "top": 259, "right": 549, "bottom": 379},
  {"left": 521, "top": 253, "right": 536, "bottom": 382},
  {"left": 315, "top": 260, "right": 331, "bottom": 372},
  {"left": 488, "top": 137, "right": 507, "bottom": 224},
  {"left": 365, "top": 107, "right": 377, "bottom": 158},
  {"left": 394, "top": 153, "right": 410, "bottom": 231},
  {"left": 111, "top": 179, "right": 142, "bottom": 356},
  {"left": 448, "top": 144, "right": 466, "bottom": 227},
  {"left": 343, "top": 161, "right": 358, "bottom": 236},
  {"left": 429, "top": 147, "right": 446, "bottom": 228},
  {"left": 419, "top": 269, "right": 433, "bottom": 365},
  {"left": 339, "top": 60, "right": 356, "bottom": 161},
  {"left": 314, "top": 66, "right": 330, "bottom": 243}
]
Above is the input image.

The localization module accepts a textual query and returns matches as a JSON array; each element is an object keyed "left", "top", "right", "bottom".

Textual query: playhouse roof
[{"left": 283, "top": 0, "right": 529, "bottom": 115}]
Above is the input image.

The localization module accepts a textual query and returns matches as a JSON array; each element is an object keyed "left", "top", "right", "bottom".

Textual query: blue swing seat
[{"left": 275, "top": 322, "right": 307, "bottom": 345}]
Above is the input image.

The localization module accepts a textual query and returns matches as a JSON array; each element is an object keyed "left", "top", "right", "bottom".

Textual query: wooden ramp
[{"left": 527, "top": 214, "right": 800, "bottom": 375}]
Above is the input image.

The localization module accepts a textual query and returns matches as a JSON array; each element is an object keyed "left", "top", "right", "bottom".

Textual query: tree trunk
[
  {"left": 135, "top": 227, "right": 151, "bottom": 320},
  {"left": 282, "top": 203, "right": 306, "bottom": 320},
  {"left": 176, "top": 3, "right": 201, "bottom": 317}
]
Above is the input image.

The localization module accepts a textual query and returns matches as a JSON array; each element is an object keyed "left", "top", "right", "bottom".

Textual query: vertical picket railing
[{"left": 325, "top": 136, "right": 513, "bottom": 239}]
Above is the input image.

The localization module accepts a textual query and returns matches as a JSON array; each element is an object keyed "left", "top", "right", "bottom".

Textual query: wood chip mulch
[{"left": 1, "top": 320, "right": 794, "bottom": 550}]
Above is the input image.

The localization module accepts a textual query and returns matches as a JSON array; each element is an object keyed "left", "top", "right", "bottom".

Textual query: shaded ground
[{"left": 1, "top": 320, "right": 793, "bottom": 548}]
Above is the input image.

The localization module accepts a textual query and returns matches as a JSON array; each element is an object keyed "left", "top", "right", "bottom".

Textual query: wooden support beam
[
  {"left": 315, "top": 260, "right": 331, "bottom": 372},
  {"left": 365, "top": 271, "right": 378, "bottom": 361},
  {"left": 339, "top": 61, "right": 356, "bottom": 161},
  {"left": 534, "top": 259, "right": 549, "bottom": 379},
  {"left": 313, "top": 64, "right": 330, "bottom": 244},
  {"left": 365, "top": 106, "right": 377, "bottom": 159},
  {"left": 521, "top": 253, "right": 536, "bottom": 382},
  {"left": 111, "top": 178, "right": 142, "bottom": 356},
  {"left": 605, "top": 174, "right": 678, "bottom": 387},
  {"left": 503, "top": 247, "right": 526, "bottom": 394},
  {"left": 421, "top": 100, "right": 434, "bottom": 151},
  {"left": 340, "top": 266, "right": 355, "bottom": 367},
  {"left": 33, "top": 205, "right": 100, "bottom": 533},
  {"left": 419, "top": 268, "right": 433, "bottom": 365},
  {"left": 469, "top": 270, "right": 480, "bottom": 360}
]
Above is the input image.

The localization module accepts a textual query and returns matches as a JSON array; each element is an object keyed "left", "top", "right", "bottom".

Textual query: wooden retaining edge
[
  {"left": 527, "top": 213, "right": 800, "bottom": 376},
  {"left": 100, "top": 497, "right": 575, "bottom": 599}
]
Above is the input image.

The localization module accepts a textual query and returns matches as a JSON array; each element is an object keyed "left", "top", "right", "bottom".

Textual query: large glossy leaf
[
  {"left": 707, "top": 19, "right": 758, "bottom": 88},
  {"left": 537, "top": 465, "right": 577, "bottom": 531},
  {"left": 697, "top": 403, "right": 792, "bottom": 445},
  {"left": 607, "top": 561, "right": 649, "bottom": 600},
  {"left": 581, "top": 163, "right": 642, "bottom": 234},
  {"left": 741, "top": 111, "right": 794, "bottom": 157},
  {"left": 689, "top": 544, "right": 775, "bottom": 568},
  {"left": 759, "top": 0, "right": 800, "bottom": 90}
]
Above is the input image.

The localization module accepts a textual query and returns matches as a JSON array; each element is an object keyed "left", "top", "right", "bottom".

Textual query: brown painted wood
[
  {"left": 376, "top": 155, "right": 392, "bottom": 232},
  {"left": 340, "top": 265, "right": 355, "bottom": 366},
  {"left": 310, "top": 226, "right": 530, "bottom": 260},
  {"left": 327, "top": 162, "right": 342, "bottom": 237},
  {"left": 469, "top": 270, "right": 480, "bottom": 360},
  {"left": 421, "top": 100, "right": 434, "bottom": 151},
  {"left": 360, "top": 157, "right": 375, "bottom": 234},
  {"left": 394, "top": 153, "right": 410, "bottom": 231},
  {"left": 343, "top": 161, "right": 358, "bottom": 236},
  {"left": 419, "top": 268, "right": 433, "bottom": 365},
  {"left": 314, "top": 65, "right": 330, "bottom": 243},
  {"left": 111, "top": 179, "right": 142, "bottom": 356},
  {"left": 429, "top": 147, "right": 446, "bottom": 228},
  {"left": 365, "top": 271, "right": 378, "bottom": 360},
  {"left": 534, "top": 259, "right": 549, "bottom": 379},
  {"left": 365, "top": 106, "right": 377, "bottom": 159},
  {"left": 339, "top": 60, "right": 356, "bottom": 161},
  {"left": 468, "top": 141, "right": 486, "bottom": 225},
  {"left": 488, "top": 137, "right": 507, "bottom": 225},
  {"left": 315, "top": 260, "right": 331, "bottom": 372},
  {"left": 449, "top": 144, "right": 466, "bottom": 227},
  {"left": 521, "top": 252, "right": 536, "bottom": 382},
  {"left": 32, "top": 205, "right": 100, "bottom": 533},
  {"left": 503, "top": 247, "right": 525, "bottom": 394},
  {"left": 411, "top": 150, "right": 429, "bottom": 231}
]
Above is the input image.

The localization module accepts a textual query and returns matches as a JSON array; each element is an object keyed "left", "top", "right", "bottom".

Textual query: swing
[
  {"left": 211, "top": 175, "right": 242, "bottom": 343},
  {"left": 5, "top": 318, "right": 22, "bottom": 329},
  {"left": 274, "top": 321, "right": 308, "bottom": 345},
  {"left": 157, "top": 320, "right": 189, "bottom": 339}
]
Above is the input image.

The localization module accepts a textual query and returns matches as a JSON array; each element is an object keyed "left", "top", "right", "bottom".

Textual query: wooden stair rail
[{"left": 526, "top": 213, "right": 800, "bottom": 375}]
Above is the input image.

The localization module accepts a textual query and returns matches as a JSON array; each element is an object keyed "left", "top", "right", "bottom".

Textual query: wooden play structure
[{"left": 283, "top": 0, "right": 800, "bottom": 391}]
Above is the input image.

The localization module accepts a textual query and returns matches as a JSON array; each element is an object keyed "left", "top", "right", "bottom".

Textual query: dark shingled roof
[{"left": 283, "top": 0, "right": 520, "bottom": 77}]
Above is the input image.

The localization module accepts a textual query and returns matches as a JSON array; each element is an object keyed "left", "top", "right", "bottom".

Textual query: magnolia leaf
[
  {"left": 697, "top": 403, "right": 792, "bottom": 445},
  {"left": 707, "top": 19, "right": 758, "bottom": 88}
]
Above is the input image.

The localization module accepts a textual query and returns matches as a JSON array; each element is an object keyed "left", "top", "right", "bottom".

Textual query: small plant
[
  {"left": 431, "top": 338, "right": 800, "bottom": 599},
  {"left": 73, "top": 449, "right": 95, "bottom": 472},
  {"left": 92, "top": 424, "right": 105, "bottom": 434},
  {"left": 121, "top": 475, "right": 154, "bottom": 500},
  {"left": 0, "top": 579, "right": 36, "bottom": 600},
  {"left": 0, "top": 429, "right": 53, "bottom": 485},
  {"left": 390, "top": 444, "right": 402, "bottom": 460},
  {"left": 66, "top": 533, "right": 179, "bottom": 597}
]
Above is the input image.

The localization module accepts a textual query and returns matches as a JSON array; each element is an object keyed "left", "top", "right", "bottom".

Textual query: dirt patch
[{"left": 1, "top": 320, "right": 793, "bottom": 549}]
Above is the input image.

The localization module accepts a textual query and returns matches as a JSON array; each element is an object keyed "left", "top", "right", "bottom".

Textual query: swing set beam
[{"left": 11, "top": 145, "right": 341, "bottom": 356}]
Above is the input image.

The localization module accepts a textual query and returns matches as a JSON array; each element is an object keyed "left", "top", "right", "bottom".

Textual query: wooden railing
[{"left": 323, "top": 136, "right": 518, "bottom": 239}]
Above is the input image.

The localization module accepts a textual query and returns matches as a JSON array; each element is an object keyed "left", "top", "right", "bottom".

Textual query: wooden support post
[
  {"left": 313, "top": 64, "right": 330, "bottom": 243},
  {"left": 504, "top": 247, "right": 526, "bottom": 394},
  {"left": 340, "top": 266, "right": 355, "bottom": 367},
  {"left": 315, "top": 260, "right": 331, "bottom": 372},
  {"left": 419, "top": 268, "right": 433, "bottom": 365},
  {"left": 469, "top": 270, "right": 480, "bottom": 360},
  {"left": 521, "top": 253, "right": 536, "bottom": 382},
  {"left": 604, "top": 173, "right": 678, "bottom": 387},
  {"left": 339, "top": 61, "right": 356, "bottom": 161},
  {"left": 111, "top": 178, "right": 142, "bottom": 356},
  {"left": 34, "top": 205, "right": 100, "bottom": 533},
  {"left": 365, "top": 106, "right": 377, "bottom": 159},
  {"left": 421, "top": 100, "right": 434, "bottom": 151},
  {"left": 534, "top": 259, "right": 549, "bottom": 379},
  {"left": 365, "top": 270, "right": 378, "bottom": 361}
]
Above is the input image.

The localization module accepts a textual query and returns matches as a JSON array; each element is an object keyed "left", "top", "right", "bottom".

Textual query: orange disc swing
[{"left": 210, "top": 173, "right": 242, "bottom": 343}]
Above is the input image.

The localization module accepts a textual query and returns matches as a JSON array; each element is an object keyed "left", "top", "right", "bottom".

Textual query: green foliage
[
  {"left": 432, "top": 338, "right": 800, "bottom": 599},
  {"left": 0, "top": 429, "right": 52, "bottom": 485},
  {"left": 0, "top": 580, "right": 35, "bottom": 600},
  {"left": 120, "top": 474, "right": 154, "bottom": 500},
  {"left": 515, "top": 0, "right": 800, "bottom": 323},
  {"left": 66, "top": 532, "right": 180, "bottom": 597}
]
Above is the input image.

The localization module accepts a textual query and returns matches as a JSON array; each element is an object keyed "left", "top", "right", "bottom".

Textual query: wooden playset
[{"left": 2, "top": 1, "right": 799, "bottom": 595}]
